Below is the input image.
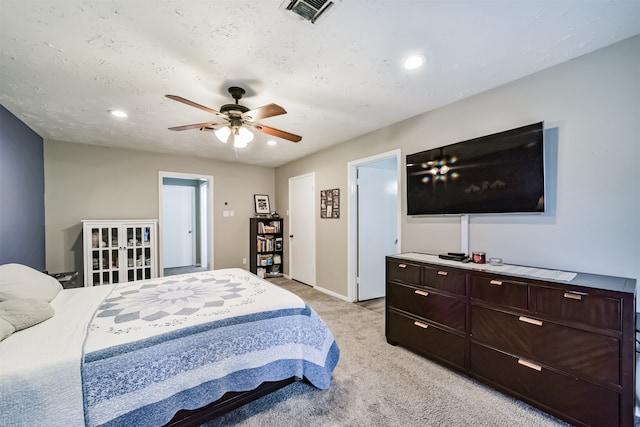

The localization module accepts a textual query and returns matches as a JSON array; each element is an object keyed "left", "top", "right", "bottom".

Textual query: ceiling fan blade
[
  {"left": 241, "top": 103, "right": 287, "bottom": 122},
  {"left": 165, "top": 94, "right": 227, "bottom": 117},
  {"left": 247, "top": 123, "right": 302, "bottom": 143},
  {"left": 168, "top": 121, "right": 222, "bottom": 131}
]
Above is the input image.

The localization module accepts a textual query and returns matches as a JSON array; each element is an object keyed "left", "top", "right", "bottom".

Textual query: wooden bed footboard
[{"left": 164, "top": 377, "right": 299, "bottom": 426}]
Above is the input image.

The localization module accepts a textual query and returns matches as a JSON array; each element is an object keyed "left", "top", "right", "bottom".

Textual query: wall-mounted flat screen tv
[{"left": 406, "top": 122, "right": 545, "bottom": 215}]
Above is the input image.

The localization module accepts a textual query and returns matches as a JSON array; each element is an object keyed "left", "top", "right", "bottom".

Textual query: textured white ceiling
[{"left": 1, "top": 1, "right": 639, "bottom": 167}]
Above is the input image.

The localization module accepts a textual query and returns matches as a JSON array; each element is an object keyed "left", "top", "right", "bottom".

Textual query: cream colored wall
[
  {"left": 44, "top": 140, "right": 275, "bottom": 284},
  {"left": 275, "top": 128, "right": 402, "bottom": 296},
  {"left": 276, "top": 35, "right": 640, "bottom": 298}
]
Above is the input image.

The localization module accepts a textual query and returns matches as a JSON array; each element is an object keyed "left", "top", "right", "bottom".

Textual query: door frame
[
  {"left": 347, "top": 149, "right": 401, "bottom": 302},
  {"left": 288, "top": 172, "right": 316, "bottom": 286},
  {"left": 158, "top": 171, "right": 214, "bottom": 275}
]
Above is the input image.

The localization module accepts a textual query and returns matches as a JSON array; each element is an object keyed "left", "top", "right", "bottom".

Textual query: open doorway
[
  {"left": 158, "top": 172, "right": 214, "bottom": 276},
  {"left": 347, "top": 150, "right": 401, "bottom": 302}
]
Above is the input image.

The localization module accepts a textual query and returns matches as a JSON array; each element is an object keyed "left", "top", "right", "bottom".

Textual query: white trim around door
[
  {"left": 347, "top": 149, "right": 401, "bottom": 302},
  {"left": 158, "top": 171, "right": 214, "bottom": 275}
]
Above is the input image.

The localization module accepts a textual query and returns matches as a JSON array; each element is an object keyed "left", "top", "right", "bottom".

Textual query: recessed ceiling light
[
  {"left": 404, "top": 55, "right": 425, "bottom": 70},
  {"left": 267, "top": 140, "right": 277, "bottom": 146},
  {"left": 109, "top": 109, "right": 128, "bottom": 118}
]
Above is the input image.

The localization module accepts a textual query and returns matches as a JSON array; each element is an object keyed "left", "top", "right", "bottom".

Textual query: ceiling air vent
[{"left": 281, "top": 0, "right": 335, "bottom": 24}]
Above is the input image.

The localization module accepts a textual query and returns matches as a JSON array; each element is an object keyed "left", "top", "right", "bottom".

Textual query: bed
[{"left": 0, "top": 264, "right": 340, "bottom": 426}]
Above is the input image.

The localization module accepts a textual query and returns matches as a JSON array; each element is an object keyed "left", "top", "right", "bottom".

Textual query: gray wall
[
  {"left": 276, "top": 35, "right": 640, "bottom": 298},
  {"left": 44, "top": 140, "right": 275, "bottom": 280},
  {"left": 0, "top": 105, "right": 46, "bottom": 270}
]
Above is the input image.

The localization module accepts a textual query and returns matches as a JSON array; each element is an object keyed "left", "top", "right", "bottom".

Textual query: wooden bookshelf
[{"left": 249, "top": 217, "right": 284, "bottom": 278}]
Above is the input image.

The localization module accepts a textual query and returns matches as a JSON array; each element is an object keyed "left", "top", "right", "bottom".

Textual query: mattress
[{"left": 0, "top": 268, "right": 339, "bottom": 426}]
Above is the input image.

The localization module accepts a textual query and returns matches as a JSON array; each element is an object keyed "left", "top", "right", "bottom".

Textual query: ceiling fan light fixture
[
  {"left": 233, "top": 126, "right": 254, "bottom": 148},
  {"left": 214, "top": 126, "right": 231, "bottom": 143},
  {"left": 233, "top": 139, "right": 248, "bottom": 148}
]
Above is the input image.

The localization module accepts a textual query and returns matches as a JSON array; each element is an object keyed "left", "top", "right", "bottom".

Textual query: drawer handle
[
  {"left": 518, "top": 359, "right": 542, "bottom": 372},
  {"left": 414, "top": 290, "right": 430, "bottom": 297},
  {"left": 490, "top": 280, "right": 502, "bottom": 285},
  {"left": 398, "top": 264, "right": 407, "bottom": 269},
  {"left": 563, "top": 292, "right": 582, "bottom": 301},
  {"left": 518, "top": 316, "right": 543, "bottom": 327},
  {"left": 413, "top": 321, "right": 429, "bottom": 329},
  {"left": 437, "top": 271, "right": 448, "bottom": 276}
]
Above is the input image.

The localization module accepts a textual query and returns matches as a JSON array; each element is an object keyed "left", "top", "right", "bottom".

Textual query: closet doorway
[
  {"left": 347, "top": 150, "right": 400, "bottom": 301},
  {"left": 158, "top": 172, "right": 214, "bottom": 276}
]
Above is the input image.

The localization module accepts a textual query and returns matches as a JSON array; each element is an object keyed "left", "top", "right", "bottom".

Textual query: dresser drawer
[
  {"left": 470, "top": 343, "right": 619, "bottom": 427},
  {"left": 422, "top": 265, "right": 466, "bottom": 295},
  {"left": 533, "top": 286, "right": 622, "bottom": 331},
  {"left": 470, "top": 275, "right": 528, "bottom": 309},
  {"left": 387, "top": 282, "right": 465, "bottom": 331},
  {"left": 387, "top": 310, "right": 465, "bottom": 370},
  {"left": 387, "top": 259, "right": 421, "bottom": 285},
  {"left": 471, "top": 305, "right": 620, "bottom": 386}
]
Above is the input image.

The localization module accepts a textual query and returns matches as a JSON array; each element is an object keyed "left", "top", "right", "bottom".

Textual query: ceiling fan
[{"left": 166, "top": 87, "right": 302, "bottom": 148}]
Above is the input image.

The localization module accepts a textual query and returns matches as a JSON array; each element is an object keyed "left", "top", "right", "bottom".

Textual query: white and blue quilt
[{"left": 81, "top": 268, "right": 339, "bottom": 427}]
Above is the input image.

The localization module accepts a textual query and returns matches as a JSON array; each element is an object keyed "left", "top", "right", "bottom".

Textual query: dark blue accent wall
[{"left": 0, "top": 105, "right": 46, "bottom": 270}]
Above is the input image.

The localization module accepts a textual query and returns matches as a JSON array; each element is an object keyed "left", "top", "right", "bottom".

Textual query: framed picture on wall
[
  {"left": 254, "top": 194, "right": 271, "bottom": 215},
  {"left": 320, "top": 188, "right": 340, "bottom": 218}
]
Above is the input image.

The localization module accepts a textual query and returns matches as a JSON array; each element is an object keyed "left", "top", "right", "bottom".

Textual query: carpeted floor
[
  {"left": 204, "top": 277, "right": 569, "bottom": 427},
  {"left": 355, "top": 297, "right": 385, "bottom": 315},
  {"left": 164, "top": 265, "right": 208, "bottom": 276}
]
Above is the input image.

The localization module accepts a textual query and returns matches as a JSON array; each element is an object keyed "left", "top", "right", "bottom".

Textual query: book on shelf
[
  {"left": 258, "top": 254, "right": 274, "bottom": 266},
  {"left": 256, "top": 235, "right": 276, "bottom": 252},
  {"left": 257, "top": 220, "right": 281, "bottom": 234}
]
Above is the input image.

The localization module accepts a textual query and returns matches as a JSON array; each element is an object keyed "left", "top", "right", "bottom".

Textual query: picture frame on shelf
[{"left": 254, "top": 194, "right": 271, "bottom": 215}]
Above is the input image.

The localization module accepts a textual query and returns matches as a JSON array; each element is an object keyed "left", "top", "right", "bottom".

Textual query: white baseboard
[
  {"left": 282, "top": 274, "right": 352, "bottom": 302},
  {"left": 312, "top": 284, "right": 352, "bottom": 302}
]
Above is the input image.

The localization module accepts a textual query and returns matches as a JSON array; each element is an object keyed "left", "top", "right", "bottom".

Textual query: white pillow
[
  {"left": 0, "top": 263, "right": 63, "bottom": 302},
  {"left": 0, "top": 316, "right": 15, "bottom": 341},
  {"left": 0, "top": 298, "right": 55, "bottom": 328}
]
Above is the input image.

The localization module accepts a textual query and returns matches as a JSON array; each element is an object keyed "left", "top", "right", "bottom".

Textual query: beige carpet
[{"left": 205, "top": 277, "right": 568, "bottom": 427}]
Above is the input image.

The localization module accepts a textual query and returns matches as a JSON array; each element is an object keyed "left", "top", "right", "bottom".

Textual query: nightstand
[{"left": 49, "top": 271, "right": 79, "bottom": 289}]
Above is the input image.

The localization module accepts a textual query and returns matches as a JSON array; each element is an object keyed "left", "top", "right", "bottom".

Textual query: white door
[
  {"left": 162, "top": 185, "right": 196, "bottom": 268},
  {"left": 357, "top": 160, "right": 398, "bottom": 300},
  {"left": 289, "top": 173, "right": 316, "bottom": 286}
]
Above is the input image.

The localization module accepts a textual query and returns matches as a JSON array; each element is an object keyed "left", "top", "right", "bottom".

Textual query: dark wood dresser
[{"left": 386, "top": 253, "right": 636, "bottom": 427}]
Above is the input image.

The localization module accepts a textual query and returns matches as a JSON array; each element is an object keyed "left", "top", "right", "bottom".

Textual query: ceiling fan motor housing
[
  {"left": 220, "top": 103, "right": 249, "bottom": 115},
  {"left": 220, "top": 87, "right": 250, "bottom": 116}
]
